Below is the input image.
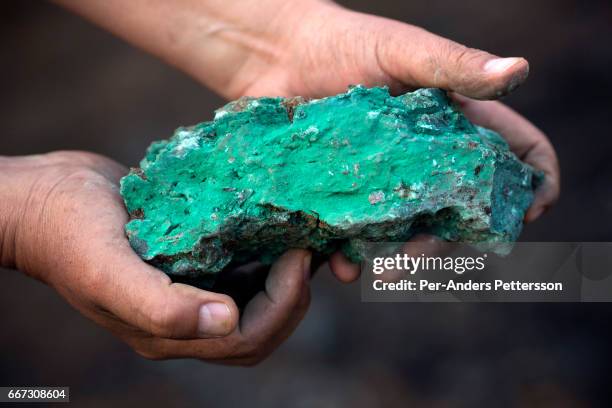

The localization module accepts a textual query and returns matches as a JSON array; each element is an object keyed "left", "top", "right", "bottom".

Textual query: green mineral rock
[{"left": 120, "top": 86, "right": 540, "bottom": 281}]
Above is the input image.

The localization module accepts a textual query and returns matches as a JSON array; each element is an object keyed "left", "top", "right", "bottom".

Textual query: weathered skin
[{"left": 120, "top": 86, "right": 540, "bottom": 281}]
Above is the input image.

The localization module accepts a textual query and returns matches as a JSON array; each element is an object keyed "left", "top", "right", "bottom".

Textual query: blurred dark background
[{"left": 1, "top": 0, "right": 612, "bottom": 406}]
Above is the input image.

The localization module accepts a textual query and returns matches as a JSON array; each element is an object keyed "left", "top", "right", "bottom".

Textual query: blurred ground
[{"left": 1, "top": 0, "right": 612, "bottom": 406}]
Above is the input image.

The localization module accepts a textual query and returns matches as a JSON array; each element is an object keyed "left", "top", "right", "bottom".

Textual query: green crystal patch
[{"left": 120, "top": 86, "right": 540, "bottom": 280}]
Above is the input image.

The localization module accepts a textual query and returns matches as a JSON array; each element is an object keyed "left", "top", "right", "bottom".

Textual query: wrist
[
  {"left": 172, "top": 0, "right": 337, "bottom": 98},
  {"left": 55, "top": 0, "right": 337, "bottom": 99},
  {"left": 0, "top": 155, "right": 45, "bottom": 269},
  {"left": 0, "top": 152, "right": 82, "bottom": 275}
]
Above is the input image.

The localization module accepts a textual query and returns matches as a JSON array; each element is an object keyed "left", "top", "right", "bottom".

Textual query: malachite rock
[{"left": 120, "top": 86, "right": 541, "bottom": 281}]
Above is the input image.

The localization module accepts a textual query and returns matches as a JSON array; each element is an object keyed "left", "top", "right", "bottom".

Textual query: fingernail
[
  {"left": 198, "top": 303, "right": 232, "bottom": 337},
  {"left": 484, "top": 57, "right": 522, "bottom": 73},
  {"left": 303, "top": 252, "right": 312, "bottom": 282}
]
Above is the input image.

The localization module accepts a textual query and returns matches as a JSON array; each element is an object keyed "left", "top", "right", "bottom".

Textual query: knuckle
[
  {"left": 147, "top": 302, "right": 180, "bottom": 338},
  {"left": 125, "top": 336, "right": 171, "bottom": 361},
  {"left": 45, "top": 150, "right": 107, "bottom": 168},
  {"left": 233, "top": 339, "right": 262, "bottom": 360},
  {"left": 450, "top": 44, "right": 489, "bottom": 68},
  {"left": 241, "top": 342, "right": 261, "bottom": 359},
  {"left": 281, "top": 275, "right": 304, "bottom": 299}
]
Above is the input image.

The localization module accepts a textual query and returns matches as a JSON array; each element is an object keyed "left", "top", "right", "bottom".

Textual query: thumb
[
  {"left": 82, "top": 242, "right": 239, "bottom": 340},
  {"left": 376, "top": 21, "right": 529, "bottom": 99}
]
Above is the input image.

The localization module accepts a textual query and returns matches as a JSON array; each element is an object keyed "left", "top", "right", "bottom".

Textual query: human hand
[
  {"left": 236, "top": 1, "right": 559, "bottom": 213},
  {"left": 53, "top": 0, "right": 558, "bottom": 220},
  {"left": 233, "top": 1, "right": 558, "bottom": 280},
  {"left": 0, "top": 152, "right": 312, "bottom": 364},
  {"left": 51, "top": 0, "right": 560, "bottom": 283},
  {"left": 449, "top": 93, "right": 559, "bottom": 223}
]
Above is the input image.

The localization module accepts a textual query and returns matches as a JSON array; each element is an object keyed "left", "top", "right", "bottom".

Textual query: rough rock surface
[{"left": 120, "top": 86, "right": 540, "bottom": 280}]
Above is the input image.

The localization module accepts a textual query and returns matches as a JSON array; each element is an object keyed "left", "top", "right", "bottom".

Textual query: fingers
[
  {"left": 329, "top": 235, "right": 449, "bottom": 283},
  {"left": 92, "top": 250, "right": 239, "bottom": 340},
  {"left": 401, "top": 234, "right": 448, "bottom": 255},
  {"left": 376, "top": 235, "right": 448, "bottom": 283},
  {"left": 329, "top": 251, "right": 361, "bottom": 283},
  {"left": 122, "top": 249, "right": 312, "bottom": 364},
  {"left": 375, "top": 20, "right": 529, "bottom": 99},
  {"left": 212, "top": 261, "right": 270, "bottom": 309},
  {"left": 238, "top": 249, "right": 311, "bottom": 355},
  {"left": 450, "top": 93, "right": 560, "bottom": 221}
]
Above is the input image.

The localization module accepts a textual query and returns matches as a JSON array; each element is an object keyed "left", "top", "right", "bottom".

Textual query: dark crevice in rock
[{"left": 282, "top": 96, "right": 308, "bottom": 123}]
